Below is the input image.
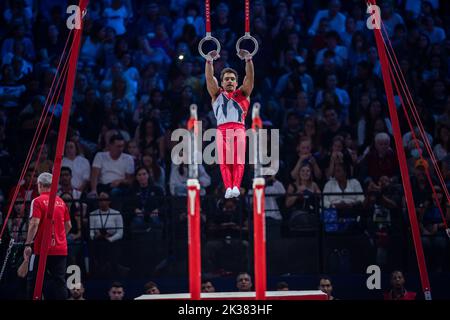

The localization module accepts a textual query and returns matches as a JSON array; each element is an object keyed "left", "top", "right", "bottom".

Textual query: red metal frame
[
  {"left": 368, "top": 0, "right": 431, "bottom": 300},
  {"left": 33, "top": 0, "right": 89, "bottom": 300}
]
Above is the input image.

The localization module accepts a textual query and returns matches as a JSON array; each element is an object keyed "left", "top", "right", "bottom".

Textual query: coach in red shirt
[{"left": 23, "top": 172, "right": 72, "bottom": 300}]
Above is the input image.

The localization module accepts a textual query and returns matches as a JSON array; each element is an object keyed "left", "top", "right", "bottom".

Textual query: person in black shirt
[{"left": 128, "top": 167, "right": 164, "bottom": 232}]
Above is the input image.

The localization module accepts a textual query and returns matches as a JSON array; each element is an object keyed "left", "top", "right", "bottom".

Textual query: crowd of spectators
[
  {"left": 0, "top": 0, "right": 449, "bottom": 281},
  {"left": 69, "top": 270, "right": 419, "bottom": 300}
]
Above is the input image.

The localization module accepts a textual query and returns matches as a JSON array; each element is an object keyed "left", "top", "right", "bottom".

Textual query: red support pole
[
  {"left": 33, "top": 0, "right": 88, "bottom": 300},
  {"left": 253, "top": 178, "right": 266, "bottom": 300},
  {"left": 245, "top": 0, "right": 250, "bottom": 34},
  {"left": 204, "top": 0, "right": 211, "bottom": 34},
  {"left": 368, "top": 0, "right": 431, "bottom": 300},
  {"left": 187, "top": 179, "right": 201, "bottom": 300}
]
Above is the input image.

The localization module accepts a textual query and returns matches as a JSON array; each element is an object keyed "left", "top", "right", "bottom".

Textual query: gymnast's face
[{"left": 221, "top": 72, "right": 238, "bottom": 92}]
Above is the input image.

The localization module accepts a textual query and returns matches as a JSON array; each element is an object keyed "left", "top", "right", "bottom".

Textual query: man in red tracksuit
[
  {"left": 205, "top": 49, "right": 254, "bottom": 198},
  {"left": 23, "top": 172, "right": 72, "bottom": 300}
]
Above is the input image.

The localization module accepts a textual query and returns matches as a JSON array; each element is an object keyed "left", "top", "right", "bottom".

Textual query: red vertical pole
[
  {"left": 368, "top": 0, "right": 431, "bottom": 299},
  {"left": 253, "top": 178, "right": 266, "bottom": 300},
  {"left": 33, "top": 0, "right": 88, "bottom": 300},
  {"left": 245, "top": 0, "right": 250, "bottom": 34},
  {"left": 205, "top": 0, "right": 211, "bottom": 35},
  {"left": 187, "top": 179, "right": 201, "bottom": 300}
]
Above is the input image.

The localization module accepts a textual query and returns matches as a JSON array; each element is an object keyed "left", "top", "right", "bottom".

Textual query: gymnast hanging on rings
[{"left": 204, "top": 49, "right": 254, "bottom": 199}]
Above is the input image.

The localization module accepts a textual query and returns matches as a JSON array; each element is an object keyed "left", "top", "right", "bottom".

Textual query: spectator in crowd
[
  {"left": 30, "top": 144, "right": 53, "bottom": 175},
  {"left": 275, "top": 56, "right": 314, "bottom": 106},
  {"left": 340, "top": 16, "right": 358, "bottom": 48},
  {"left": 144, "top": 281, "right": 160, "bottom": 294},
  {"left": 108, "top": 281, "right": 125, "bottom": 300},
  {"left": 357, "top": 99, "right": 393, "bottom": 148},
  {"left": 318, "top": 275, "right": 337, "bottom": 300},
  {"left": 58, "top": 165, "right": 88, "bottom": 237},
  {"left": 323, "top": 163, "right": 365, "bottom": 210},
  {"left": 308, "top": 0, "right": 346, "bottom": 36},
  {"left": 286, "top": 162, "right": 321, "bottom": 212},
  {"left": 383, "top": 271, "right": 416, "bottom": 300},
  {"left": 213, "top": 3, "right": 236, "bottom": 50},
  {"left": 201, "top": 279, "right": 216, "bottom": 293},
  {"left": 1, "top": 23, "right": 35, "bottom": 61},
  {"left": 172, "top": 3, "right": 205, "bottom": 41},
  {"left": 134, "top": 35, "right": 171, "bottom": 70},
  {"left": 411, "top": 158, "right": 438, "bottom": 208},
  {"left": 104, "top": 78, "right": 135, "bottom": 120},
  {"left": 364, "top": 176, "right": 402, "bottom": 268},
  {"left": 343, "top": 132, "right": 359, "bottom": 166},
  {"left": 62, "top": 140, "right": 91, "bottom": 192},
  {"left": 7, "top": 197, "right": 28, "bottom": 243},
  {"left": 90, "top": 134, "right": 135, "bottom": 197},
  {"left": 128, "top": 167, "right": 164, "bottom": 233},
  {"left": 97, "top": 125, "right": 131, "bottom": 153},
  {"left": 359, "top": 133, "right": 398, "bottom": 183},
  {"left": 310, "top": 17, "right": 331, "bottom": 53},
  {"left": 169, "top": 161, "right": 211, "bottom": 196},
  {"left": 402, "top": 126, "right": 434, "bottom": 151},
  {"left": 433, "top": 124, "right": 449, "bottom": 161},
  {"left": 299, "top": 116, "right": 321, "bottom": 150},
  {"left": 248, "top": 174, "right": 286, "bottom": 223},
  {"left": 285, "top": 163, "right": 321, "bottom": 234},
  {"left": 273, "top": 13, "right": 301, "bottom": 56},
  {"left": 236, "top": 272, "right": 253, "bottom": 292},
  {"left": 141, "top": 153, "right": 166, "bottom": 192},
  {"left": 422, "top": 16, "right": 446, "bottom": 45},
  {"left": 3, "top": 0, "right": 33, "bottom": 32},
  {"left": 418, "top": 185, "right": 449, "bottom": 272},
  {"left": 79, "top": 23, "right": 106, "bottom": 68},
  {"left": 291, "top": 91, "right": 316, "bottom": 118},
  {"left": 103, "top": 0, "right": 129, "bottom": 36},
  {"left": 290, "top": 137, "right": 322, "bottom": 181},
  {"left": 276, "top": 281, "right": 289, "bottom": 291},
  {"left": 315, "top": 74, "right": 350, "bottom": 123},
  {"left": 280, "top": 111, "right": 302, "bottom": 171},
  {"left": 125, "top": 139, "right": 141, "bottom": 169},
  {"left": 60, "top": 191, "right": 82, "bottom": 266},
  {"left": 0, "top": 64, "right": 27, "bottom": 112},
  {"left": 380, "top": 1, "right": 405, "bottom": 37},
  {"left": 135, "top": 117, "right": 166, "bottom": 163},
  {"left": 320, "top": 105, "right": 353, "bottom": 151},
  {"left": 89, "top": 191, "right": 124, "bottom": 276},
  {"left": 135, "top": 3, "right": 171, "bottom": 39},
  {"left": 315, "top": 31, "right": 348, "bottom": 68},
  {"left": 205, "top": 198, "right": 248, "bottom": 274},
  {"left": 0, "top": 117, "right": 10, "bottom": 178},
  {"left": 7, "top": 166, "right": 38, "bottom": 206},
  {"left": 322, "top": 135, "right": 355, "bottom": 180},
  {"left": 347, "top": 33, "right": 369, "bottom": 78},
  {"left": 58, "top": 167, "right": 83, "bottom": 200},
  {"left": 68, "top": 282, "right": 86, "bottom": 300},
  {"left": 121, "top": 52, "right": 140, "bottom": 98}
]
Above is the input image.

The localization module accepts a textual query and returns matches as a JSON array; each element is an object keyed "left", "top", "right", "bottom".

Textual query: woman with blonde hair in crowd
[
  {"left": 285, "top": 163, "right": 321, "bottom": 233},
  {"left": 286, "top": 163, "right": 321, "bottom": 210}
]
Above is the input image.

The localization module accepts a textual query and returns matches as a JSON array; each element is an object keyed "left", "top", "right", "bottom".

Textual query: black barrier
[{"left": 1, "top": 190, "right": 449, "bottom": 284}]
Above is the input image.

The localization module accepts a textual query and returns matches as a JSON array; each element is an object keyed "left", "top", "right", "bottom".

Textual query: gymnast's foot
[
  {"left": 231, "top": 186, "right": 240, "bottom": 198},
  {"left": 224, "top": 188, "right": 233, "bottom": 199}
]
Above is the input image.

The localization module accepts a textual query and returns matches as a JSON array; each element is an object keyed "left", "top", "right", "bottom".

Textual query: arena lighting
[{"left": 178, "top": 54, "right": 184, "bottom": 60}]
